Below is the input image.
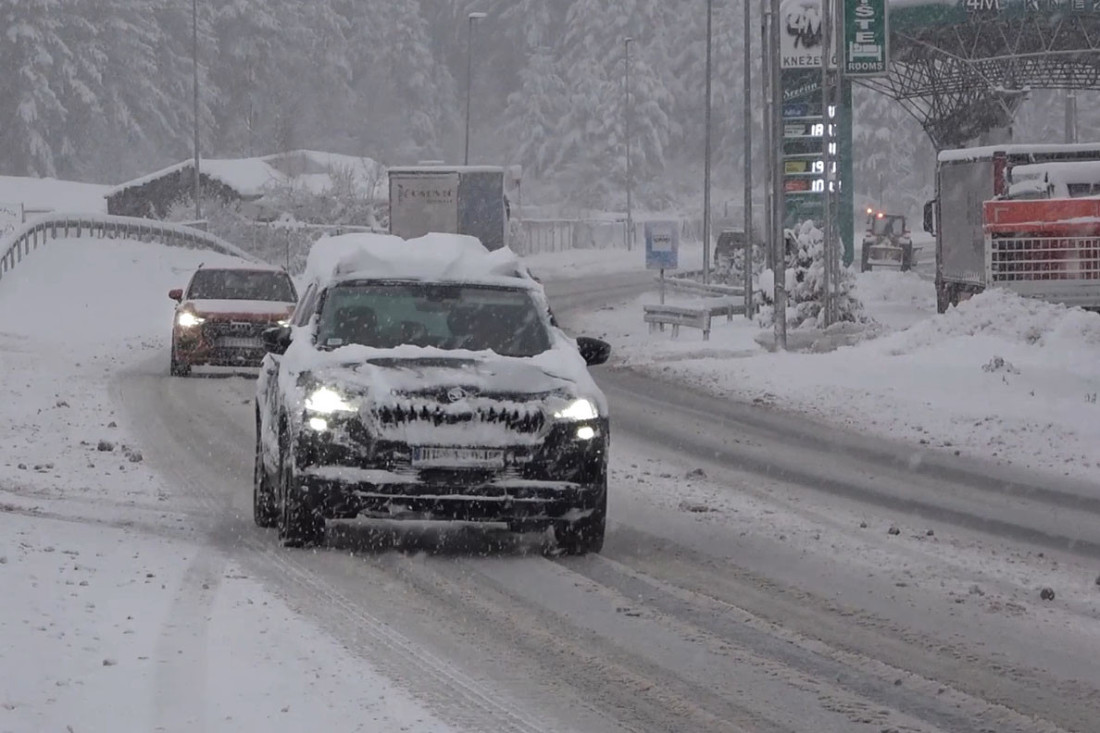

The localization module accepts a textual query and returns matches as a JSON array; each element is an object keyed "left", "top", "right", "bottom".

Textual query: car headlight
[
  {"left": 277, "top": 319, "right": 291, "bottom": 327},
  {"left": 176, "top": 311, "right": 205, "bottom": 328},
  {"left": 554, "top": 398, "right": 599, "bottom": 421},
  {"left": 304, "top": 386, "right": 357, "bottom": 415}
]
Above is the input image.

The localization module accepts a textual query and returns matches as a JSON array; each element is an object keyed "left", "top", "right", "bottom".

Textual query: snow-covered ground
[
  {"left": 0, "top": 175, "right": 109, "bottom": 217},
  {"left": 577, "top": 269, "right": 1100, "bottom": 485},
  {"left": 0, "top": 237, "right": 453, "bottom": 732}
]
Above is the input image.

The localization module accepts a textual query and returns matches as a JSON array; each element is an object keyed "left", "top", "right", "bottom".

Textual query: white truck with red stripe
[{"left": 924, "top": 143, "right": 1100, "bottom": 313}]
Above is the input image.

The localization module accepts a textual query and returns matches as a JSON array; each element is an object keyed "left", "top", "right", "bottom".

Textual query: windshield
[
  {"left": 187, "top": 269, "right": 297, "bottom": 302},
  {"left": 315, "top": 282, "right": 552, "bottom": 357}
]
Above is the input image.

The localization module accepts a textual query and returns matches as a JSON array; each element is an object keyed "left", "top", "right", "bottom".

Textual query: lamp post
[
  {"left": 624, "top": 37, "right": 634, "bottom": 251},
  {"left": 743, "top": 0, "right": 753, "bottom": 317},
  {"left": 702, "top": 0, "right": 714, "bottom": 285},
  {"left": 464, "top": 12, "right": 487, "bottom": 166},
  {"left": 192, "top": 0, "right": 201, "bottom": 220}
]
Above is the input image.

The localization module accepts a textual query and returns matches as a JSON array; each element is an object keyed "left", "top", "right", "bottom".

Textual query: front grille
[
  {"left": 372, "top": 401, "right": 546, "bottom": 434},
  {"left": 205, "top": 321, "right": 268, "bottom": 337}
]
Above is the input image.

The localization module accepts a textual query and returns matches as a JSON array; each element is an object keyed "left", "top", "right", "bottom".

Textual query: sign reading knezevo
[{"left": 843, "top": 0, "right": 889, "bottom": 76}]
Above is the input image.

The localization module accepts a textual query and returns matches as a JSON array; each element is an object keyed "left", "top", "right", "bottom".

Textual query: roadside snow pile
[
  {"left": 853, "top": 269, "right": 933, "bottom": 308},
  {"left": 756, "top": 221, "right": 868, "bottom": 330},
  {"left": 879, "top": 288, "right": 1100, "bottom": 358}
]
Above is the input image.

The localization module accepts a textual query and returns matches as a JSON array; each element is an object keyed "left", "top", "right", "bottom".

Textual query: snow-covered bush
[{"left": 755, "top": 220, "right": 868, "bottom": 329}]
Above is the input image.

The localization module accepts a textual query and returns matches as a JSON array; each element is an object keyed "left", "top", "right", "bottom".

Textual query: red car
[{"left": 169, "top": 265, "right": 298, "bottom": 376}]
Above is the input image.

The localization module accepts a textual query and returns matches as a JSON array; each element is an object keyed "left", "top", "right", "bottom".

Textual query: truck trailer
[
  {"left": 387, "top": 165, "right": 507, "bottom": 251},
  {"left": 925, "top": 143, "right": 1100, "bottom": 313}
]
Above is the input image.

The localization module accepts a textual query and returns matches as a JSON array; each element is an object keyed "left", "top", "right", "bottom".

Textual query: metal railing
[
  {"left": 987, "top": 236, "right": 1100, "bottom": 283},
  {"left": 0, "top": 212, "right": 262, "bottom": 284}
]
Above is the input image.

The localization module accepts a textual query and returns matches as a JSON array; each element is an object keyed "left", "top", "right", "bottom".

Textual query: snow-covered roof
[
  {"left": 105, "top": 158, "right": 286, "bottom": 198},
  {"left": 388, "top": 166, "right": 504, "bottom": 175},
  {"left": 939, "top": 143, "right": 1100, "bottom": 164},
  {"left": 304, "top": 232, "right": 532, "bottom": 288},
  {"left": 107, "top": 150, "right": 388, "bottom": 200}
]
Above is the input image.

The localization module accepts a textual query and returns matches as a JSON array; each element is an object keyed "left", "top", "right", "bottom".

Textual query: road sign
[
  {"left": 644, "top": 220, "right": 679, "bottom": 270},
  {"left": 843, "top": 0, "right": 889, "bottom": 76}
]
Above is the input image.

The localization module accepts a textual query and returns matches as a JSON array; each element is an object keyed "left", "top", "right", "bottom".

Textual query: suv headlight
[
  {"left": 177, "top": 311, "right": 205, "bottom": 328},
  {"left": 304, "top": 386, "right": 358, "bottom": 415},
  {"left": 554, "top": 398, "right": 599, "bottom": 422}
]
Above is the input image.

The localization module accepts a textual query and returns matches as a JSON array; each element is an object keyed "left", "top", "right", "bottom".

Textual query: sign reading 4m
[{"left": 843, "top": 0, "right": 889, "bottom": 76}]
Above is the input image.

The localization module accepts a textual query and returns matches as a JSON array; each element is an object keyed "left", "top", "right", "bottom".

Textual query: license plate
[
  {"left": 218, "top": 337, "right": 262, "bottom": 349},
  {"left": 411, "top": 447, "right": 505, "bottom": 469}
]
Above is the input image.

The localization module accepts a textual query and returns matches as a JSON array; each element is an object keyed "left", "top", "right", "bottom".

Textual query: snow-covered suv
[{"left": 254, "top": 233, "right": 611, "bottom": 553}]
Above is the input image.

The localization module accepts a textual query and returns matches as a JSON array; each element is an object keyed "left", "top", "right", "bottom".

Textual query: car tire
[
  {"left": 169, "top": 344, "right": 191, "bottom": 377},
  {"left": 278, "top": 461, "right": 324, "bottom": 548},
  {"left": 554, "top": 483, "right": 607, "bottom": 556},
  {"left": 253, "top": 423, "right": 278, "bottom": 528}
]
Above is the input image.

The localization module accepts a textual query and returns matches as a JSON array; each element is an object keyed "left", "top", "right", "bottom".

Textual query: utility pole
[
  {"left": 464, "top": 12, "right": 487, "bottom": 166},
  {"left": 625, "top": 37, "right": 635, "bottom": 251},
  {"left": 821, "top": 0, "right": 834, "bottom": 326},
  {"left": 743, "top": 0, "right": 754, "bottom": 317},
  {"left": 192, "top": 0, "right": 201, "bottom": 220},
  {"left": 702, "top": 0, "right": 714, "bottom": 286},
  {"left": 1065, "top": 90, "right": 1079, "bottom": 144},
  {"left": 766, "top": 0, "right": 787, "bottom": 349}
]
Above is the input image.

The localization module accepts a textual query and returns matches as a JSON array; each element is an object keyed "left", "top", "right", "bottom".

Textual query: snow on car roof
[{"left": 305, "top": 232, "right": 533, "bottom": 288}]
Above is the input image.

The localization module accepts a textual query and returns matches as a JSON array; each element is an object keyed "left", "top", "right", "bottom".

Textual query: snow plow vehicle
[
  {"left": 860, "top": 208, "right": 916, "bottom": 272},
  {"left": 925, "top": 143, "right": 1100, "bottom": 313},
  {"left": 169, "top": 265, "right": 298, "bottom": 376},
  {"left": 254, "top": 233, "right": 612, "bottom": 553}
]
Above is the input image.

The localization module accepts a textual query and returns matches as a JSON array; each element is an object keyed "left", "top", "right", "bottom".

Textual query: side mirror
[
  {"left": 261, "top": 325, "right": 293, "bottom": 356},
  {"left": 576, "top": 336, "right": 611, "bottom": 367},
  {"left": 923, "top": 200, "right": 936, "bottom": 235},
  {"left": 169, "top": 288, "right": 184, "bottom": 302}
]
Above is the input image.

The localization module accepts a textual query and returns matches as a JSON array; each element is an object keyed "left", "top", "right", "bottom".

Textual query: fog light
[
  {"left": 576, "top": 426, "right": 596, "bottom": 441},
  {"left": 308, "top": 417, "right": 329, "bottom": 432}
]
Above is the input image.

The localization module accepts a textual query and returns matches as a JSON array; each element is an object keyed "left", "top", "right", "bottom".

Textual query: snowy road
[{"left": 97, "top": 274, "right": 1100, "bottom": 733}]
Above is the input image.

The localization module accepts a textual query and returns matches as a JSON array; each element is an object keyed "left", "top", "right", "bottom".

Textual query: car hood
[
  {"left": 186, "top": 299, "right": 295, "bottom": 320},
  {"left": 328, "top": 355, "right": 580, "bottom": 399},
  {"left": 283, "top": 338, "right": 608, "bottom": 414}
]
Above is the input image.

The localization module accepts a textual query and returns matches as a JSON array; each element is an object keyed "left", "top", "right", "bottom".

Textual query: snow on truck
[
  {"left": 925, "top": 143, "right": 1100, "bottom": 313},
  {"left": 387, "top": 165, "right": 507, "bottom": 251}
]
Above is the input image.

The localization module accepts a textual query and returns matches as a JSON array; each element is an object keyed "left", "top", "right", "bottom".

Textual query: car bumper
[
  {"left": 293, "top": 421, "right": 609, "bottom": 525},
  {"left": 300, "top": 466, "right": 605, "bottom": 524}
]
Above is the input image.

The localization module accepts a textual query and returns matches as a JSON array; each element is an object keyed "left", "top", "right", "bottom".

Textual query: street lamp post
[
  {"left": 464, "top": 12, "right": 487, "bottom": 166},
  {"left": 702, "top": 0, "right": 714, "bottom": 286},
  {"left": 743, "top": 0, "right": 754, "bottom": 317},
  {"left": 192, "top": 0, "right": 201, "bottom": 220},
  {"left": 624, "top": 37, "right": 634, "bottom": 251}
]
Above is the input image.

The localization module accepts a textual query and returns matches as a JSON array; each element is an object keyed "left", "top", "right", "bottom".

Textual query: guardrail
[
  {"left": 661, "top": 270, "right": 746, "bottom": 298},
  {"left": 643, "top": 297, "right": 745, "bottom": 340},
  {"left": 0, "top": 212, "right": 262, "bottom": 284}
]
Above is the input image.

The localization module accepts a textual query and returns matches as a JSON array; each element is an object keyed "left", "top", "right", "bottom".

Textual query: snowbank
[
  {"left": 574, "top": 276, "right": 1100, "bottom": 484},
  {"left": 0, "top": 175, "right": 110, "bottom": 215}
]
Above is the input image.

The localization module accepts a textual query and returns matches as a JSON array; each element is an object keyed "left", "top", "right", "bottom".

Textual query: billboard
[
  {"left": 388, "top": 173, "right": 459, "bottom": 240},
  {"left": 781, "top": 0, "right": 839, "bottom": 68},
  {"left": 644, "top": 221, "right": 680, "bottom": 271},
  {"left": 843, "top": 0, "right": 889, "bottom": 76}
]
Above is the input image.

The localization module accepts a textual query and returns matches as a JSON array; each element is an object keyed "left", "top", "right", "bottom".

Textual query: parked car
[
  {"left": 169, "top": 265, "right": 298, "bottom": 376},
  {"left": 254, "top": 233, "right": 611, "bottom": 553}
]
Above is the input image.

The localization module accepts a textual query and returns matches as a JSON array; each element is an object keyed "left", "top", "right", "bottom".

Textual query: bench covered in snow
[{"left": 643, "top": 297, "right": 744, "bottom": 341}]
